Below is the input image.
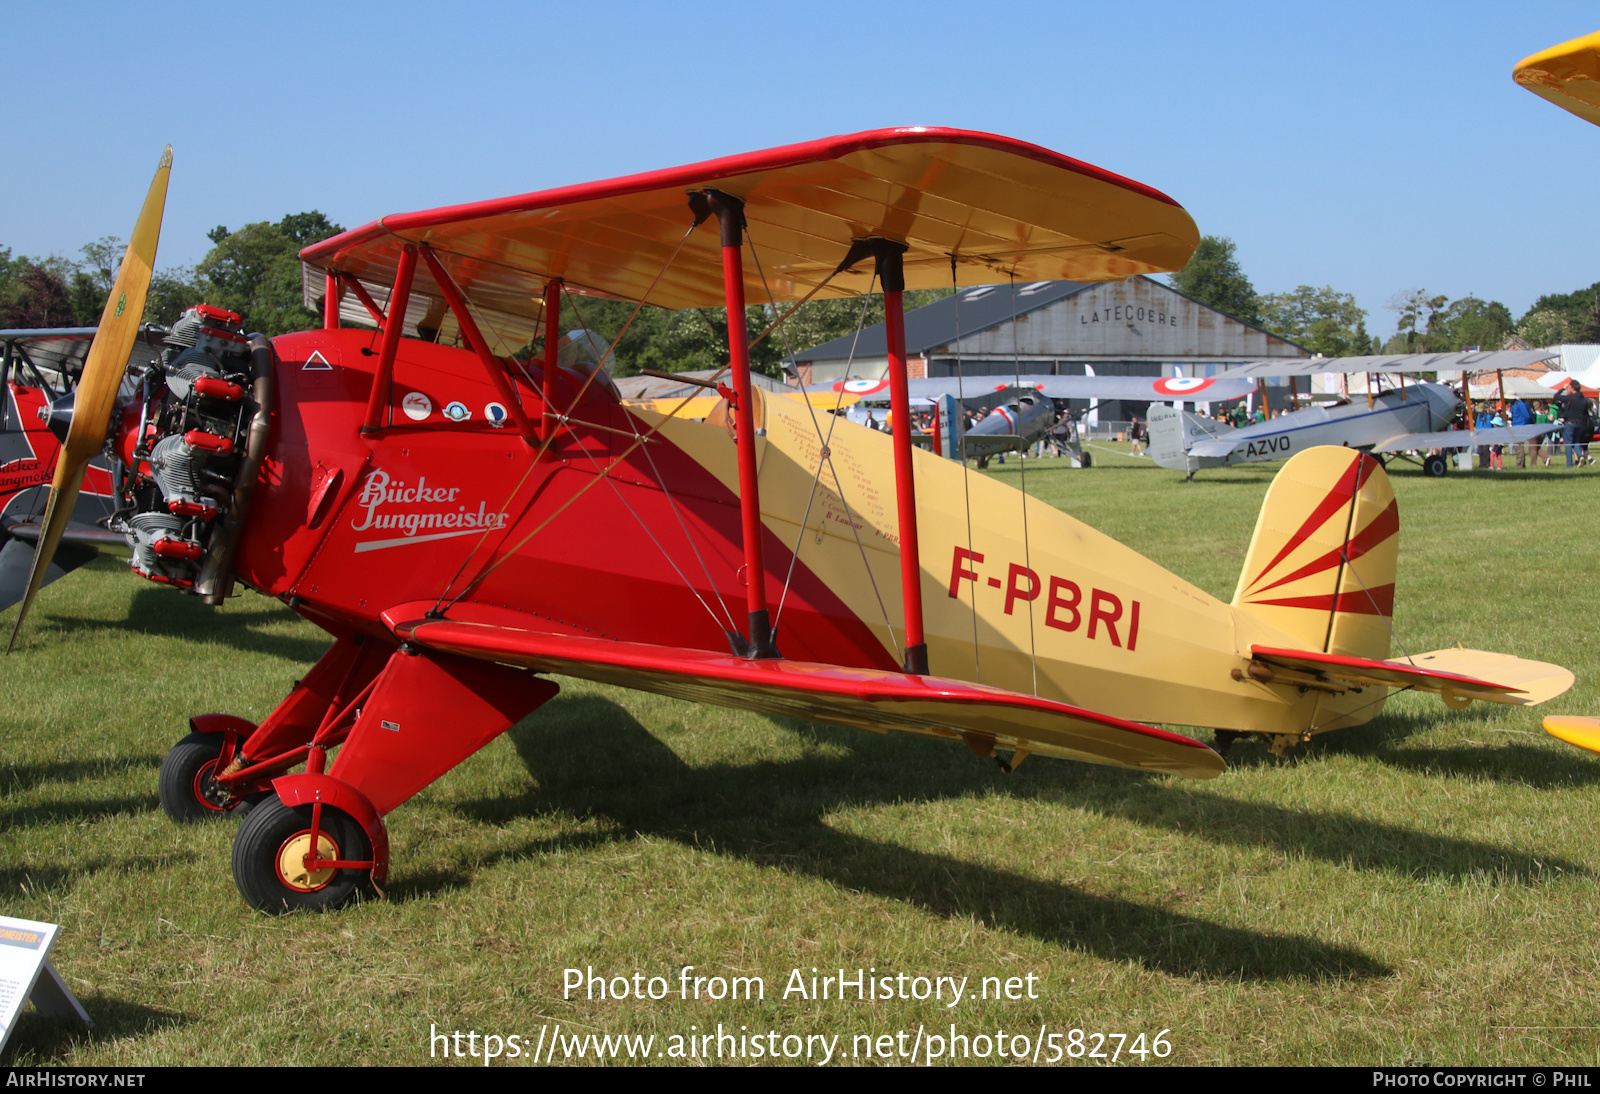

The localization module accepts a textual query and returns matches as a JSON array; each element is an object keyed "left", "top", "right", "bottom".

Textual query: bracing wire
[
  {"left": 952, "top": 255, "right": 980, "bottom": 682},
  {"left": 428, "top": 222, "right": 702, "bottom": 610},
  {"left": 743, "top": 233, "right": 902, "bottom": 661},
  {"left": 1009, "top": 273, "right": 1039, "bottom": 696},
  {"left": 564, "top": 289, "right": 742, "bottom": 636}
]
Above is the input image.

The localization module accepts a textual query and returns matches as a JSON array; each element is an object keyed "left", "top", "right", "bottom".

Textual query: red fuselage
[{"left": 238, "top": 330, "right": 894, "bottom": 670}]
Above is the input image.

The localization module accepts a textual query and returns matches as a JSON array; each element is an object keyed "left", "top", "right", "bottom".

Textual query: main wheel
[
  {"left": 1079, "top": 450, "right": 1092, "bottom": 468},
  {"left": 232, "top": 798, "right": 373, "bottom": 913},
  {"left": 159, "top": 733, "right": 236, "bottom": 822},
  {"left": 1423, "top": 454, "right": 1448, "bottom": 478}
]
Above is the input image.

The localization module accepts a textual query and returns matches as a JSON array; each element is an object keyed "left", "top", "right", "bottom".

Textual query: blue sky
[{"left": 3, "top": 1, "right": 1596, "bottom": 336}]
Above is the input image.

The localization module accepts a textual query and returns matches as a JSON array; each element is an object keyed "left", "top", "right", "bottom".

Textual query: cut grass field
[{"left": 2, "top": 448, "right": 1597, "bottom": 1066}]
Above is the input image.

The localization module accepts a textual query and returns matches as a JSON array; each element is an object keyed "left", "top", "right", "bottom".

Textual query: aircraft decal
[
  {"left": 1152, "top": 376, "right": 1214, "bottom": 396},
  {"left": 947, "top": 546, "right": 1141, "bottom": 650},
  {"left": 1242, "top": 455, "right": 1374, "bottom": 593},
  {"left": 303, "top": 351, "right": 333, "bottom": 371},
  {"left": 1240, "top": 435, "right": 1291, "bottom": 459},
  {"left": 349, "top": 468, "right": 510, "bottom": 552},
  {"left": 834, "top": 379, "right": 889, "bottom": 395},
  {"left": 402, "top": 392, "right": 432, "bottom": 420},
  {"left": 1246, "top": 499, "right": 1399, "bottom": 598}
]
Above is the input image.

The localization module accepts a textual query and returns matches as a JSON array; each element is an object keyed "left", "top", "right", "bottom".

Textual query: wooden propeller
[{"left": 6, "top": 146, "right": 171, "bottom": 652}]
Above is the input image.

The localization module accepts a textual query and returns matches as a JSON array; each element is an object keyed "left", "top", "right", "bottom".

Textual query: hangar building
[{"left": 786, "top": 276, "right": 1308, "bottom": 423}]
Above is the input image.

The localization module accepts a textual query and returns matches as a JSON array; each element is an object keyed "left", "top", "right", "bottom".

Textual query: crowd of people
[{"left": 1468, "top": 378, "right": 1595, "bottom": 469}]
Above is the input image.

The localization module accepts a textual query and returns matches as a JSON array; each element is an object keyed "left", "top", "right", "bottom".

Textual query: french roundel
[
  {"left": 1153, "top": 377, "right": 1216, "bottom": 395},
  {"left": 834, "top": 378, "right": 889, "bottom": 395}
]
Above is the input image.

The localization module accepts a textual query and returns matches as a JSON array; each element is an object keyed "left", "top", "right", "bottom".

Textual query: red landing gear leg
[
  {"left": 230, "top": 648, "right": 559, "bottom": 913},
  {"left": 158, "top": 632, "right": 389, "bottom": 823}
]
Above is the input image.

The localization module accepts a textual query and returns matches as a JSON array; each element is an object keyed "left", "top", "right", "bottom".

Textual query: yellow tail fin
[{"left": 1231, "top": 448, "right": 1398, "bottom": 659}]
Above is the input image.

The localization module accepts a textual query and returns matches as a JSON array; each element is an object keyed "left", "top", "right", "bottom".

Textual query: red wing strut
[{"left": 387, "top": 615, "right": 1224, "bottom": 779}]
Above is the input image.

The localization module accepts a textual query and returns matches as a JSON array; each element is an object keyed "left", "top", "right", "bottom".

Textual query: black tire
[
  {"left": 1079, "top": 450, "right": 1092, "bottom": 469},
  {"left": 159, "top": 733, "right": 237, "bottom": 823},
  {"left": 1423, "top": 454, "right": 1448, "bottom": 478},
  {"left": 232, "top": 798, "right": 373, "bottom": 914},
  {"left": 976, "top": 456, "right": 990, "bottom": 470}
]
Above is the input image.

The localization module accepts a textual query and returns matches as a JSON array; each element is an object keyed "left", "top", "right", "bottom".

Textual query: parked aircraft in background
[
  {"left": 1, "top": 326, "right": 162, "bottom": 610},
  {"left": 1150, "top": 351, "right": 1559, "bottom": 479},
  {"left": 812, "top": 372, "right": 1257, "bottom": 467}
]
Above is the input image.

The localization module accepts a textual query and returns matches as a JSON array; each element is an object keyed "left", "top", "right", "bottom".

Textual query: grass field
[{"left": 2, "top": 447, "right": 1597, "bottom": 1067}]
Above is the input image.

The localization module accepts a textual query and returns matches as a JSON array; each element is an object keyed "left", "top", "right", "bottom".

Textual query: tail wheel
[
  {"left": 159, "top": 733, "right": 236, "bottom": 822},
  {"left": 1423, "top": 454, "right": 1448, "bottom": 477},
  {"left": 232, "top": 798, "right": 373, "bottom": 913}
]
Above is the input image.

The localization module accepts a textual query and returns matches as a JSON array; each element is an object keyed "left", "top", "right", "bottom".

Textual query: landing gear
[
  {"left": 1078, "top": 450, "right": 1093, "bottom": 469},
  {"left": 159, "top": 733, "right": 237, "bottom": 822},
  {"left": 159, "top": 731, "right": 269, "bottom": 822},
  {"left": 1423, "top": 454, "right": 1448, "bottom": 478},
  {"left": 1212, "top": 729, "right": 1250, "bottom": 758},
  {"left": 232, "top": 798, "right": 373, "bottom": 913}
]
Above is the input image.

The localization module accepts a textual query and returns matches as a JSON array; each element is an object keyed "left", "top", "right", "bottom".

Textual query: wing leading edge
[{"left": 384, "top": 610, "right": 1224, "bottom": 778}]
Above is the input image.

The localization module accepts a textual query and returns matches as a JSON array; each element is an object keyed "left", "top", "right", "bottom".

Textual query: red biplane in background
[
  {"left": 7, "top": 130, "right": 1572, "bottom": 913},
  {"left": 0, "top": 326, "right": 160, "bottom": 610}
]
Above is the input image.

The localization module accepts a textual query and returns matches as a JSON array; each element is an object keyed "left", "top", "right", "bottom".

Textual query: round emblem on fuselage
[
  {"left": 484, "top": 402, "right": 508, "bottom": 427},
  {"left": 443, "top": 401, "right": 471, "bottom": 422},
  {"left": 401, "top": 392, "right": 433, "bottom": 421}
]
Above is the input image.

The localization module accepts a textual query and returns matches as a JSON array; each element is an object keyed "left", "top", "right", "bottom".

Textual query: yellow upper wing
[{"left": 1515, "top": 30, "right": 1600, "bottom": 128}]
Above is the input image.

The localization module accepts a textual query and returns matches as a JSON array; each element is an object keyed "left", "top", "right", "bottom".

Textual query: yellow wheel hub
[{"left": 277, "top": 831, "right": 340, "bottom": 891}]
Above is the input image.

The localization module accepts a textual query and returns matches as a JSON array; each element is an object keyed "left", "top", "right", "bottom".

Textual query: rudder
[{"left": 1231, "top": 447, "right": 1398, "bottom": 659}]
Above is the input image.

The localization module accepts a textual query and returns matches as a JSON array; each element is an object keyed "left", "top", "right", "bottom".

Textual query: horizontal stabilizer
[
  {"left": 1544, "top": 716, "right": 1600, "bottom": 755},
  {"left": 388, "top": 612, "right": 1224, "bottom": 778},
  {"left": 1252, "top": 645, "right": 1574, "bottom": 707},
  {"left": 1189, "top": 436, "right": 1240, "bottom": 458}
]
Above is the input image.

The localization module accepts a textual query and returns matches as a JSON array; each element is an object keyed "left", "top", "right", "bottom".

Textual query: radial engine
[{"left": 112, "top": 305, "right": 273, "bottom": 602}]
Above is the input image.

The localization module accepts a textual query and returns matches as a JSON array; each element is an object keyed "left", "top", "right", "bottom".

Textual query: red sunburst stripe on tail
[
  {"left": 1244, "top": 454, "right": 1375, "bottom": 594},
  {"left": 1246, "top": 499, "right": 1399, "bottom": 598},
  {"left": 1247, "top": 583, "right": 1395, "bottom": 617}
]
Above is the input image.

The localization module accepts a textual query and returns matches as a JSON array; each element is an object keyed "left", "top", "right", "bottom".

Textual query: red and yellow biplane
[{"left": 7, "top": 130, "right": 1573, "bottom": 912}]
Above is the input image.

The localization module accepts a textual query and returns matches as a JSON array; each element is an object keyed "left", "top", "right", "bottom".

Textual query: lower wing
[{"left": 384, "top": 608, "right": 1225, "bottom": 778}]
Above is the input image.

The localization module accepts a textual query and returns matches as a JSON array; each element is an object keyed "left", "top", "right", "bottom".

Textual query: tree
[
  {"left": 537, "top": 287, "right": 949, "bottom": 379},
  {"left": 0, "top": 259, "right": 75, "bottom": 328},
  {"left": 196, "top": 211, "right": 343, "bottom": 336},
  {"left": 1438, "top": 296, "right": 1514, "bottom": 350},
  {"left": 1385, "top": 290, "right": 1515, "bottom": 352},
  {"left": 1167, "top": 236, "right": 1260, "bottom": 325},
  {"left": 1387, "top": 289, "right": 1450, "bottom": 352},
  {"left": 1259, "top": 285, "right": 1370, "bottom": 356}
]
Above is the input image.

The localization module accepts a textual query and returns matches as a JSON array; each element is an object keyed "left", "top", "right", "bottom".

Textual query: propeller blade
[{"left": 6, "top": 146, "right": 171, "bottom": 652}]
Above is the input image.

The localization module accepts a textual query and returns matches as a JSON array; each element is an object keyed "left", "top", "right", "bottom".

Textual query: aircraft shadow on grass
[
  {"left": 0, "top": 850, "right": 200, "bottom": 902},
  {"left": 435, "top": 694, "right": 1392, "bottom": 983},
  {"left": 1226, "top": 705, "right": 1600, "bottom": 791},
  {"left": 0, "top": 755, "right": 164, "bottom": 797},
  {"left": 38, "top": 584, "right": 326, "bottom": 664}
]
